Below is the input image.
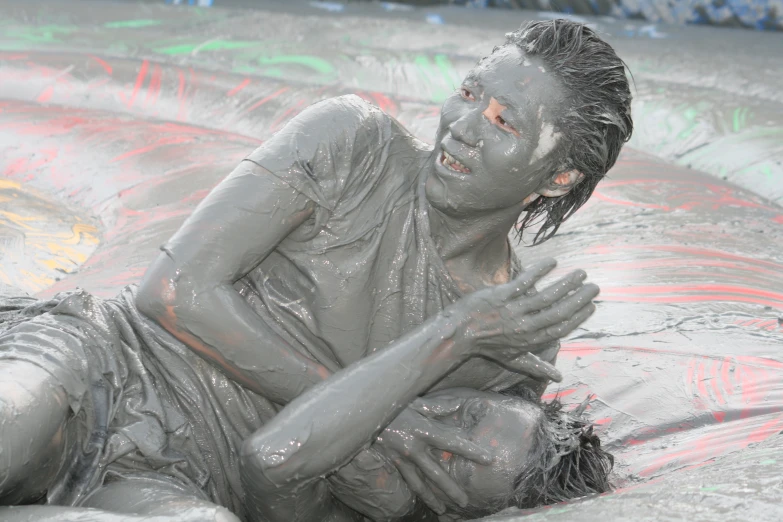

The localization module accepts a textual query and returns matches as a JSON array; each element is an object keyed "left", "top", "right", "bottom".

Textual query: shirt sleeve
[{"left": 243, "top": 95, "right": 389, "bottom": 212}]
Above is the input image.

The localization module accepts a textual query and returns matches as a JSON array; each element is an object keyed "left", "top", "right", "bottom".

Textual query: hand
[
  {"left": 374, "top": 404, "right": 492, "bottom": 514},
  {"left": 462, "top": 258, "right": 599, "bottom": 382}
]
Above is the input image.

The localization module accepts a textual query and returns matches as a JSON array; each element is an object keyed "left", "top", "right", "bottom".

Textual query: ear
[{"left": 538, "top": 169, "right": 584, "bottom": 198}]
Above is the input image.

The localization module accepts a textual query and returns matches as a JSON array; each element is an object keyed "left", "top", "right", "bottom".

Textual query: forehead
[
  {"left": 458, "top": 398, "right": 542, "bottom": 507},
  {"left": 469, "top": 398, "right": 542, "bottom": 471},
  {"left": 466, "top": 46, "right": 563, "bottom": 109}
]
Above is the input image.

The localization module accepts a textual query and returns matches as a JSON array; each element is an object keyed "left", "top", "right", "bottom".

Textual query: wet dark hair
[
  {"left": 449, "top": 387, "right": 614, "bottom": 520},
  {"left": 510, "top": 396, "right": 614, "bottom": 509},
  {"left": 502, "top": 19, "right": 634, "bottom": 244}
]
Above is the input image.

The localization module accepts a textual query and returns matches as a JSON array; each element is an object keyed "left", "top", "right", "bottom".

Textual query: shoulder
[{"left": 294, "top": 95, "right": 390, "bottom": 137}]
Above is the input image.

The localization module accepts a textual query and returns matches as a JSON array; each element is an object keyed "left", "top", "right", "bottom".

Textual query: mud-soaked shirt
[
  {"left": 238, "top": 95, "right": 525, "bottom": 390},
  {"left": 0, "top": 96, "right": 529, "bottom": 520}
]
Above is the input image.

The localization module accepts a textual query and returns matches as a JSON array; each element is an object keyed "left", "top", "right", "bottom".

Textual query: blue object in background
[
  {"left": 165, "top": 0, "right": 213, "bottom": 6},
  {"left": 447, "top": 0, "right": 783, "bottom": 31}
]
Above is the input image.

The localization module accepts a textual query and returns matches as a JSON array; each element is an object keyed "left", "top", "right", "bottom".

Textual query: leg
[
  {"left": 0, "top": 506, "right": 175, "bottom": 522},
  {"left": 0, "top": 504, "right": 231, "bottom": 522},
  {"left": 0, "top": 360, "right": 71, "bottom": 505},
  {"left": 80, "top": 476, "right": 240, "bottom": 522}
]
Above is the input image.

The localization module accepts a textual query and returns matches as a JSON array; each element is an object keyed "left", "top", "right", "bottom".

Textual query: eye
[
  {"left": 461, "top": 400, "right": 487, "bottom": 430},
  {"left": 460, "top": 87, "right": 475, "bottom": 101}
]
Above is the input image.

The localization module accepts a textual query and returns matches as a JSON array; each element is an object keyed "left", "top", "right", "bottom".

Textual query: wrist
[{"left": 439, "top": 308, "right": 480, "bottom": 359}]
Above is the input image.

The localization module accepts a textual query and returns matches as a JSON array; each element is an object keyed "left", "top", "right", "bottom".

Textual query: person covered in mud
[{"left": 0, "top": 20, "right": 632, "bottom": 522}]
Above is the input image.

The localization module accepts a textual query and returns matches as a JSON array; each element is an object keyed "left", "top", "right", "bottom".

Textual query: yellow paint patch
[{"left": 0, "top": 177, "right": 101, "bottom": 294}]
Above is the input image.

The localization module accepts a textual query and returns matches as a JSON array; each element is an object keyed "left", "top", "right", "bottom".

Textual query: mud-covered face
[
  {"left": 428, "top": 390, "right": 542, "bottom": 514},
  {"left": 425, "top": 45, "right": 567, "bottom": 216}
]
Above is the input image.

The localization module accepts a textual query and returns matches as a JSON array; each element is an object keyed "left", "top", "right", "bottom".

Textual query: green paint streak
[
  {"left": 760, "top": 459, "right": 777, "bottom": 465},
  {"left": 154, "top": 40, "right": 259, "bottom": 55},
  {"left": 733, "top": 108, "right": 743, "bottom": 133},
  {"left": 700, "top": 486, "right": 721, "bottom": 492},
  {"left": 104, "top": 19, "right": 163, "bottom": 29},
  {"left": 677, "top": 106, "right": 699, "bottom": 140},
  {"left": 1, "top": 24, "right": 77, "bottom": 44},
  {"left": 433, "top": 54, "right": 459, "bottom": 89},
  {"left": 257, "top": 55, "right": 335, "bottom": 76},
  {"left": 414, "top": 55, "right": 450, "bottom": 103}
]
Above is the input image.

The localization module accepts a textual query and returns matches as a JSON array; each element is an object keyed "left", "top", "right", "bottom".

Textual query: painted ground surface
[{"left": 1, "top": 0, "right": 782, "bottom": 519}]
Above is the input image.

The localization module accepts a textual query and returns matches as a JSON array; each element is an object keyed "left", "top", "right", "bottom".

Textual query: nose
[{"left": 449, "top": 109, "right": 482, "bottom": 147}]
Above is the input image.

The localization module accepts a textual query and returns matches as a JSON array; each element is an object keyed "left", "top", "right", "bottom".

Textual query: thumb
[{"left": 502, "top": 352, "right": 563, "bottom": 383}]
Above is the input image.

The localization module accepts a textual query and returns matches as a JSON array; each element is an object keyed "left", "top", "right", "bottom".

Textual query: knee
[
  {"left": 0, "top": 361, "right": 71, "bottom": 504},
  {"left": 212, "top": 506, "right": 242, "bottom": 522},
  {"left": 172, "top": 505, "right": 241, "bottom": 522}
]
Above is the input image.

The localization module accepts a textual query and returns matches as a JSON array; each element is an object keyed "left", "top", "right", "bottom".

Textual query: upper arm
[
  {"left": 139, "top": 160, "right": 315, "bottom": 302},
  {"left": 142, "top": 95, "right": 380, "bottom": 293}
]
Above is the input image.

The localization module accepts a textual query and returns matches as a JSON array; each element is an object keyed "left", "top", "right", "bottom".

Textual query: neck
[{"left": 427, "top": 196, "right": 524, "bottom": 275}]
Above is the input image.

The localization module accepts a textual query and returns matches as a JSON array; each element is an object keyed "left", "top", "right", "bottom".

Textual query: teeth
[{"left": 441, "top": 151, "right": 469, "bottom": 173}]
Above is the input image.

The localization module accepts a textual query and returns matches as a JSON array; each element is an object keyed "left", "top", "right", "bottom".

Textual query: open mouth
[{"left": 440, "top": 151, "right": 471, "bottom": 174}]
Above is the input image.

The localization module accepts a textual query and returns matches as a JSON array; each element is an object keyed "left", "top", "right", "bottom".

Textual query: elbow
[
  {"left": 241, "top": 432, "right": 301, "bottom": 489},
  {"left": 135, "top": 257, "right": 183, "bottom": 325}
]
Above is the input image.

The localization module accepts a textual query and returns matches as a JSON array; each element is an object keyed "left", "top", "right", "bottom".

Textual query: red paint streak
[
  {"left": 746, "top": 415, "right": 783, "bottom": 444},
  {"left": 145, "top": 64, "right": 162, "bottom": 107},
  {"left": 606, "top": 284, "right": 783, "bottom": 302},
  {"left": 541, "top": 388, "right": 578, "bottom": 401},
  {"left": 559, "top": 342, "right": 603, "bottom": 357},
  {"left": 599, "top": 178, "right": 779, "bottom": 213},
  {"left": 720, "top": 358, "right": 734, "bottom": 399},
  {"left": 695, "top": 361, "right": 709, "bottom": 401},
  {"left": 585, "top": 245, "right": 783, "bottom": 272},
  {"left": 563, "top": 342, "right": 783, "bottom": 372},
  {"left": 738, "top": 367, "right": 761, "bottom": 419},
  {"left": 37, "top": 85, "right": 54, "bottom": 103},
  {"left": 755, "top": 320, "right": 778, "bottom": 330},
  {"left": 110, "top": 135, "right": 193, "bottom": 163},
  {"left": 686, "top": 359, "right": 696, "bottom": 398},
  {"left": 589, "top": 258, "right": 779, "bottom": 278},
  {"left": 89, "top": 55, "right": 113, "bottom": 75},
  {"left": 227, "top": 78, "right": 251, "bottom": 97},
  {"left": 601, "top": 293, "right": 783, "bottom": 309},
  {"left": 0, "top": 53, "right": 28, "bottom": 60},
  {"left": 592, "top": 190, "right": 671, "bottom": 211},
  {"left": 86, "top": 77, "right": 111, "bottom": 91},
  {"left": 176, "top": 69, "right": 187, "bottom": 121},
  {"left": 710, "top": 361, "right": 727, "bottom": 407},
  {"left": 774, "top": 215, "right": 783, "bottom": 224},
  {"left": 246, "top": 87, "right": 290, "bottom": 115},
  {"left": 357, "top": 91, "right": 398, "bottom": 117},
  {"left": 126, "top": 60, "right": 149, "bottom": 109}
]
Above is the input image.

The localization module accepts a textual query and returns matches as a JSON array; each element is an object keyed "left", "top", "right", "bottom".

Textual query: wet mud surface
[{"left": 1, "top": 0, "right": 782, "bottom": 519}]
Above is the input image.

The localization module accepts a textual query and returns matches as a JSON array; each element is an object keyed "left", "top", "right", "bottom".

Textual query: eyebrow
[
  {"left": 462, "top": 72, "right": 480, "bottom": 85},
  {"left": 494, "top": 95, "right": 517, "bottom": 111}
]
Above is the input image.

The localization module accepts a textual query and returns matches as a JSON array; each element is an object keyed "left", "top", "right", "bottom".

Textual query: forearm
[
  {"left": 241, "top": 308, "right": 473, "bottom": 487},
  {"left": 137, "top": 261, "right": 329, "bottom": 404},
  {"left": 0, "top": 507, "right": 172, "bottom": 522}
]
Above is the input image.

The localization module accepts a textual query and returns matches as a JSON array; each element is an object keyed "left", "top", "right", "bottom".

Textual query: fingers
[
  {"left": 530, "top": 303, "right": 597, "bottom": 345},
  {"left": 421, "top": 423, "right": 493, "bottom": 465},
  {"left": 410, "top": 396, "right": 465, "bottom": 418},
  {"left": 411, "top": 454, "right": 469, "bottom": 509},
  {"left": 497, "top": 258, "right": 557, "bottom": 301},
  {"left": 530, "top": 283, "right": 599, "bottom": 329},
  {"left": 524, "top": 270, "right": 587, "bottom": 312},
  {"left": 504, "top": 352, "right": 563, "bottom": 383},
  {"left": 393, "top": 460, "right": 446, "bottom": 514}
]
